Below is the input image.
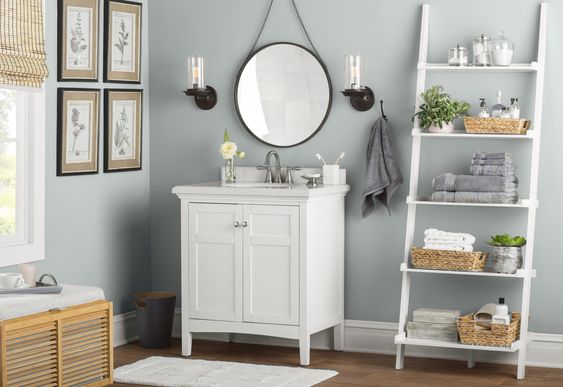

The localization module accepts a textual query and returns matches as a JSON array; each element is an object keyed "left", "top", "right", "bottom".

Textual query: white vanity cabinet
[{"left": 173, "top": 182, "right": 350, "bottom": 365}]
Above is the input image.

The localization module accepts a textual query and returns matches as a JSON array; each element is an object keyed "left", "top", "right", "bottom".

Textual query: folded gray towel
[
  {"left": 361, "top": 117, "right": 403, "bottom": 217},
  {"left": 473, "top": 152, "right": 512, "bottom": 160},
  {"left": 432, "top": 191, "right": 518, "bottom": 204},
  {"left": 471, "top": 158, "right": 514, "bottom": 166},
  {"left": 432, "top": 173, "right": 518, "bottom": 192},
  {"left": 470, "top": 164, "right": 516, "bottom": 177}
]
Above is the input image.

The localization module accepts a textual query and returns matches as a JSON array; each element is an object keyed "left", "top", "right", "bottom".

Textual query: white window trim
[{"left": 0, "top": 87, "right": 45, "bottom": 267}]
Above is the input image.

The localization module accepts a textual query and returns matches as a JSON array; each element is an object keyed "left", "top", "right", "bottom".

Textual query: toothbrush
[
  {"left": 315, "top": 153, "right": 327, "bottom": 165},
  {"left": 334, "top": 152, "right": 346, "bottom": 165}
]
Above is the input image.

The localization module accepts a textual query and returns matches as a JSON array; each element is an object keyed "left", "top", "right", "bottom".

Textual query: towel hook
[{"left": 380, "top": 100, "right": 388, "bottom": 121}]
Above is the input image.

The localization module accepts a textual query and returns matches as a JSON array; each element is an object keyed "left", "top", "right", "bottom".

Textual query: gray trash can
[{"left": 134, "top": 292, "right": 176, "bottom": 349}]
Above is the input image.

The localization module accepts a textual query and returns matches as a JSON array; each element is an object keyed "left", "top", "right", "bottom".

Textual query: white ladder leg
[{"left": 467, "top": 350, "right": 476, "bottom": 369}]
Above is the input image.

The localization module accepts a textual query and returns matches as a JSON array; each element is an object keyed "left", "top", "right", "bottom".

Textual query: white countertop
[{"left": 172, "top": 181, "right": 350, "bottom": 198}]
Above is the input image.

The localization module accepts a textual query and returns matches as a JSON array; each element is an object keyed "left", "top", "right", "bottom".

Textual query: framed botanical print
[
  {"left": 104, "top": 89, "right": 142, "bottom": 172},
  {"left": 57, "top": 89, "right": 100, "bottom": 175},
  {"left": 58, "top": 0, "right": 99, "bottom": 81},
  {"left": 104, "top": 0, "right": 142, "bottom": 83}
]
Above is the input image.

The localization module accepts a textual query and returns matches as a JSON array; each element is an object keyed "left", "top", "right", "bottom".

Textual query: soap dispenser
[
  {"left": 492, "top": 297, "right": 511, "bottom": 325},
  {"left": 478, "top": 98, "right": 490, "bottom": 118}
]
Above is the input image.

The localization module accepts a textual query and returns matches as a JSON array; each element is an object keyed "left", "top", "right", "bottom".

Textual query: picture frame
[
  {"left": 104, "top": 89, "right": 143, "bottom": 172},
  {"left": 57, "top": 88, "right": 100, "bottom": 176},
  {"left": 58, "top": 0, "right": 99, "bottom": 82},
  {"left": 104, "top": 0, "right": 142, "bottom": 83}
]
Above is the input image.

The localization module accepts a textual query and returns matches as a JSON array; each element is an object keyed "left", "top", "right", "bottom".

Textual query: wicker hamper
[
  {"left": 0, "top": 300, "right": 113, "bottom": 387},
  {"left": 458, "top": 312, "right": 521, "bottom": 347},
  {"left": 464, "top": 117, "right": 531, "bottom": 135},
  {"left": 411, "top": 247, "right": 488, "bottom": 272}
]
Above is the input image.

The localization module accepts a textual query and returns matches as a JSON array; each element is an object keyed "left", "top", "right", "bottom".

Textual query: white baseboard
[{"left": 113, "top": 308, "right": 563, "bottom": 369}]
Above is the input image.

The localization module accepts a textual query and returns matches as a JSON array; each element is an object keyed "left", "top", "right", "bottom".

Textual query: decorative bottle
[{"left": 491, "top": 90, "right": 505, "bottom": 117}]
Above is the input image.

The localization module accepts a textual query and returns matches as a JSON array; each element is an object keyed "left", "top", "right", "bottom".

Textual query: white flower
[
  {"left": 238, "top": 151, "right": 246, "bottom": 159},
  {"left": 219, "top": 141, "right": 238, "bottom": 159}
]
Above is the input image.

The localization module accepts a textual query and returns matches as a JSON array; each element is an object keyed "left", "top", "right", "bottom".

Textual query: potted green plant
[
  {"left": 486, "top": 234, "right": 527, "bottom": 274},
  {"left": 414, "top": 85, "right": 471, "bottom": 133}
]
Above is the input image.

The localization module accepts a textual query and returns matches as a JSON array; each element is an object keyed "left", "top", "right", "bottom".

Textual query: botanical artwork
[
  {"left": 65, "top": 101, "right": 92, "bottom": 163},
  {"left": 66, "top": 6, "right": 92, "bottom": 70},
  {"left": 111, "top": 100, "right": 136, "bottom": 160},
  {"left": 111, "top": 11, "right": 135, "bottom": 73}
]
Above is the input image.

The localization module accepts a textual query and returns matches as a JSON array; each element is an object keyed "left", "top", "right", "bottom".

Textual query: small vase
[
  {"left": 428, "top": 121, "right": 455, "bottom": 134},
  {"left": 225, "top": 157, "right": 236, "bottom": 184},
  {"left": 491, "top": 246, "right": 522, "bottom": 274}
]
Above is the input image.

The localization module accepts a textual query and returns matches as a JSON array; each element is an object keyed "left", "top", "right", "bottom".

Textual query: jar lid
[{"left": 479, "top": 33, "right": 490, "bottom": 41}]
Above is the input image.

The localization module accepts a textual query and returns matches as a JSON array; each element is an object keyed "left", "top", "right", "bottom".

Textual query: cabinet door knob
[
  {"left": 242, "top": 221, "right": 248, "bottom": 228},
  {"left": 234, "top": 221, "right": 240, "bottom": 228}
]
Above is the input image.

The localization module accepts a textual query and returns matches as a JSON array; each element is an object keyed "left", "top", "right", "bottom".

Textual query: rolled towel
[
  {"left": 423, "top": 244, "right": 474, "bottom": 252},
  {"left": 472, "top": 151, "right": 512, "bottom": 160},
  {"left": 432, "top": 173, "right": 518, "bottom": 192},
  {"left": 432, "top": 191, "right": 518, "bottom": 204},
  {"left": 424, "top": 228, "right": 476, "bottom": 244},
  {"left": 470, "top": 164, "right": 516, "bottom": 177}
]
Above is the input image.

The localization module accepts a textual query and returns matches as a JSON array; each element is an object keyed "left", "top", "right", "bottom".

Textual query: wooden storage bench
[{"left": 0, "top": 300, "right": 113, "bottom": 387}]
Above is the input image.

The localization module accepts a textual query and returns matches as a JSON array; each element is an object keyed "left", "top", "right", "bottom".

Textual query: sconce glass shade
[
  {"left": 345, "top": 54, "right": 363, "bottom": 90},
  {"left": 188, "top": 55, "right": 205, "bottom": 90}
]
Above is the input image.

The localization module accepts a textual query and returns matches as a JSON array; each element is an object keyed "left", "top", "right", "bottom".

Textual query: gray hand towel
[
  {"left": 470, "top": 164, "right": 516, "bottom": 177},
  {"left": 432, "top": 173, "right": 518, "bottom": 192},
  {"left": 471, "top": 158, "right": 515, "bottom": 166},
  {"left": 361, "top": 117, "right": 403, "bottom": 217},
  {"left": 473, "top": 152, "right": 512, "bottom": 160}
]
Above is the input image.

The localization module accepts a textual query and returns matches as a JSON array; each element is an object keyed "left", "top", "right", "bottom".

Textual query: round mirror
[{"left": 235, "top": 43, "right": 332, "bottom": 147}]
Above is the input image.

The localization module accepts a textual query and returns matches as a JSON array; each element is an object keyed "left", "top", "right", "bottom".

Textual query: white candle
[{"left": 19, "top": 263, "right": 36, "bottom": 287}]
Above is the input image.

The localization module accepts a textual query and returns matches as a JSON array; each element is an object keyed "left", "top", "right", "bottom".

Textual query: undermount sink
[{"left": 221, "top": 182, "right": 295, "bottom": 188}]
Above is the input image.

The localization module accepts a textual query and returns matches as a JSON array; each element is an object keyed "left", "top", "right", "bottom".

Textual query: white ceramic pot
[{"left": 427, "top": 121, "right": 455, "bottom": 133}]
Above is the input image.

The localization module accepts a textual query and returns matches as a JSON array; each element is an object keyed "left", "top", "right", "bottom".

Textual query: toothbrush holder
[{"left": 322, "top": 165, "right": 340, "bottom": 185}]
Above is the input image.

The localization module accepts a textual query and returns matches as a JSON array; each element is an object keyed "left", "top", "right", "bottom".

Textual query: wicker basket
[
  {"left": 464, "top": 117, "right": 531, "bottom": 135},
  {"left": 458, "top": 312, "right": 521, "bottom": 347},
  {"left": 411, "top": 247, "right": 488, "bottom": 271}
]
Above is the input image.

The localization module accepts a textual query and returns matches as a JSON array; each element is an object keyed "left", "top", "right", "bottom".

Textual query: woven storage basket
[
  {"left": 411, "top": 247, "right": 488, "bottom": 271},
  {"left": 464, "top": 117, "right": 531, "bottom": 135},
  {"left": 458, "top": 312, "right": 521, "bottom": 347}
]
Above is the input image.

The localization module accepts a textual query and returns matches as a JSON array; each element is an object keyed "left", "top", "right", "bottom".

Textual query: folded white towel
[
  {"left": 424, "top": 228, "right": 476, "bottom": 245},
  {"left": 423, "top": 244, "right": 474, "bottom": 252}
]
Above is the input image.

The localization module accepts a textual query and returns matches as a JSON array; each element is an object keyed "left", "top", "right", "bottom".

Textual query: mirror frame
[{"left": 234, "top": 42, "right": 333, "bottom": 148}]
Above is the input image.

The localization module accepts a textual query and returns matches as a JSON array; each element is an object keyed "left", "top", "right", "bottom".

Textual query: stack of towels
[
  {"left": 431, "top": 152, "right": 518, "bottom": 204},
  {"left": 423, "top": 228, "right": 476, "bottom": 252}
]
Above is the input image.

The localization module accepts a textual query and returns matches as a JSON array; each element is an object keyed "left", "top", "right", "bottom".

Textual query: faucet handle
[
  {"left": 257, "top": 165, "right": 273, "bottom": 183},
  {"left": 284, "top": 166, "right": 301, "bottom": 184}
]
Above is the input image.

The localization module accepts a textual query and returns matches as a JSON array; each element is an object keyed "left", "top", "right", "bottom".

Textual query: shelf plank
[
  {"left": 418, "top": 62, "right": 539, "bottom": 72},
  {"left": 412, "top": 128, "right": 535, "bottom": 140},
  {"left": 407, "top": 196, "right": 537, "bottom": 209},
  {"left": 400, "top": 263, "right": 536, "bottom": 278},
  {"left": 394, "top": 334, "right": 521, "bottom": 352}
]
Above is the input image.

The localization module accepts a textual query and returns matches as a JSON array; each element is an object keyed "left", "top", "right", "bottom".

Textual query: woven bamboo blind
[{"left": 0, "top": 0, "right": 48, "bottom": 88}]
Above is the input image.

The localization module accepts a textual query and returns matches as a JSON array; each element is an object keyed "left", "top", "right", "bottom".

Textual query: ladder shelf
[{"left": 395, "top": 3, "right": 547, "bottom": 380}]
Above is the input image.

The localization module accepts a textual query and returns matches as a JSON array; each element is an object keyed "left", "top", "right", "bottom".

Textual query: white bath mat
[{"left": 114, "top": 356, "right": 338, "bottom": 387}]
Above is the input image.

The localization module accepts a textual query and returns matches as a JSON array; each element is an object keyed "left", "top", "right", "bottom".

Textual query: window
[{"left": 0, "top": 87, "right": 45, "bottom": 266}]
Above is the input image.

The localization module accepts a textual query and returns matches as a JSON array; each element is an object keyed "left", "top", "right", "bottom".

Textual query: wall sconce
[
  {"left": 184, "top": 55, "right": 217, "bottom": 110},
  {"left": 341, "top": 54, "right": 375, "bottom": 111}
]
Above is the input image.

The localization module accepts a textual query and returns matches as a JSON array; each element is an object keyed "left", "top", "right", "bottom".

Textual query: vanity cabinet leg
[
  {"left": 299, "top": 335, "right": 311, "bottom": 366},
  {"left": 182, "top": 331, "right": 192, "bottom": 357},
  {"left": 333, "top": 322, "right": 344, "bottom": 351}
]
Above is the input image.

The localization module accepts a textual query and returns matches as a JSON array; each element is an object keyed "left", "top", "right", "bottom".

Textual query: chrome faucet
[{"left": 258, "top": 150, "right": 282, "bottom": 183}]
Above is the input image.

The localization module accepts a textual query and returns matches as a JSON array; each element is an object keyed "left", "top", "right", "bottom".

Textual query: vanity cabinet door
[
  {"left": 188, "top": 203, "right": 243, "bottom": 322},
  {"left": 242, "top": 205, "right": 299, "bottom": 325}
]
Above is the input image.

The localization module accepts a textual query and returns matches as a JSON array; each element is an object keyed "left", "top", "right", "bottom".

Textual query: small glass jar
[
  {"left": 448, "top": 44, "right": 469, "bottom": 66},
  {"left": 492, "top": 31, "right": 514, "bottom": 66},
  {"left": 473, "top": 34, "right": 492, "bottom": 66}
]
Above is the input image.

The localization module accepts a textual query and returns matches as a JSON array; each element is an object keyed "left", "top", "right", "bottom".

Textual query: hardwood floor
[{"left": 113, "top": 339, "right": 563, "bottom": 386}]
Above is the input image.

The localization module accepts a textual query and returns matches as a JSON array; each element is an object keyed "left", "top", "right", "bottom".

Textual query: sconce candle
[
  {"left": 341, "top": 54, "right": 375, "bottom": 111},
  {"left": 184, "top": 55, "right": 217, "bottom": 110},
  {"left": 188, "top": 56, "right": 205, "bottom": 89},
  {"left": 346, "top": 54, "right": 362, "bottom": 90}
]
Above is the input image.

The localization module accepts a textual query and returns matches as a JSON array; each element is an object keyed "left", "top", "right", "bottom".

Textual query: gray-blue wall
[
  {"left": 0, "top": 0, "right": 152, "bottom": 315},
  {"left": 148, "top": 0, "right": 563, "bottom": 334}
]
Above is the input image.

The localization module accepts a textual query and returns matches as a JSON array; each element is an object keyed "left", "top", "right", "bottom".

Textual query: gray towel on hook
[{"left": 361, "top": 117, "right": 403, "bottom": 217}]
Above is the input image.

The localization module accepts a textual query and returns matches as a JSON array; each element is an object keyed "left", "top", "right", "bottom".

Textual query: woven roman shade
[{"left": 0, "top": 0, "right": 48, "bottom": 87}]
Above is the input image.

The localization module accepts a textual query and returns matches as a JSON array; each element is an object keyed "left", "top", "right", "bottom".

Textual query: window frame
[{"left": 0, "top": 86, "right": 45, "bottom": 267}]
